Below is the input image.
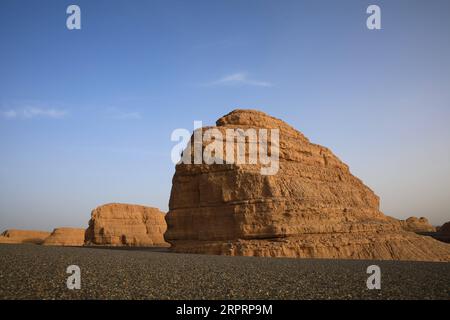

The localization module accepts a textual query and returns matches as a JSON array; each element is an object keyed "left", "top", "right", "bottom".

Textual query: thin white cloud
[
  {"left": 1, "top": 107, "right": 67, "bottom": 119},
  {"left": 206, "top": 72, "right": 273, "bottom": 87}
]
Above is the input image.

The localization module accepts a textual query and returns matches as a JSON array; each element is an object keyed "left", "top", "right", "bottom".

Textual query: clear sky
[{"left": 1, "top": 0, "right": 449, "bottom": 230}]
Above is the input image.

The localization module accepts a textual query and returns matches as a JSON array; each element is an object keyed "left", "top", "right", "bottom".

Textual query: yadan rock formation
[
  {"left": 42, "top": 228, "right": 85, "bottom": 246},
  {"left": 434, "top": 222, "right": 450, "bottom": 243},
  {"left": 439, "top": 222, "right": 450, "bottom": 234},
  {"left": 0, "top": 229, "right": 51, "bottom": 244},
  {"left": 85, "top": 203, "right": 169, "bottom": 246},
  {"left": 399, "top": 217, "right": 436, "bottom": 233},
  {"left": 165, "top": 109, "right": 450, "bottom": 261}
]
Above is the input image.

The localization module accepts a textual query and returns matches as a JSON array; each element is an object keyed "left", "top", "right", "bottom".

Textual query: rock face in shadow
[
  {"left": 0, "top": 229, "right": 51, "bottom": 244},
  {"left": 400, "top": 217, "right": 436, "bottom": 233},
  {"left": 42, "top": 228, "right": 85, "bottom": 246},
  {"left": 85, "top": 203, "right": 169, "bottom": 246},
  {"left": 165, "top": 109, "right": 450, "bottom": 261},
  {"left": 434, "top": 222, "right": 450, "bottom": 243},
  {"left": 439, "top": 222, "right": 450, "bottom": 234}
]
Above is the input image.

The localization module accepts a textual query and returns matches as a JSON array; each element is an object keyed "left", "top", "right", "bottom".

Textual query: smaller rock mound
[
  {"left": 401, "top": 217, "right": 436, "bottom": 233},
  {"left": 85, "top": 203, "right": 169, "bottom": 247},
  {"left": 42, "top": 228, "right": 85, "bottom": 246},
  {"left": 0, "top": 229, "right": 51, "bottom": 244}
]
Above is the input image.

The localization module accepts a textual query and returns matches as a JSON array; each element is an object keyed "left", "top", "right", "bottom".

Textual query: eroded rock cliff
[
  {"left": 42, "top": 228, "right": 85, "bottom": 246},
  {"left": 165, "top": 109, "right": 450, "bottom": 261},
  {"left": 85, "top": 203, "right": 169, "bottom": 246},
  {"left": 0, "top": 229, "right": 51, "bottom": 244}
]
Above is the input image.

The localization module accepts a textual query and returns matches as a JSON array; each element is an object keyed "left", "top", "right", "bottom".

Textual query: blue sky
[{"left": 1, "top": 0, "right": 450, "bottom": 230}]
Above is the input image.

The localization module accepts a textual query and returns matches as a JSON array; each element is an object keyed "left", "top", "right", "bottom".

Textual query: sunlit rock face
[
  {"left": 85, "top": 203, "right": 169, "bottom": 247},
  {"left": 165, "top": 109, "right": 450, "bottom": 261},
  {"left": 0, "top": 229, "right": 51, "bottom": 244},
  {"left": 42, "top": 228, "right": 85, "bottom": 246},
  {"left": 400, "top": 217, "right": 436, "bottom": 233}
]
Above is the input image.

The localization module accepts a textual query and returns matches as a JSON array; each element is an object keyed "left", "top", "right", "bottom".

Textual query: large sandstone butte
[
  {"left": 42, "top": 227, "right": 85, "bottom": 246},
  {"left": 400, "top": 217, "right": 436, "bottom": 233},
  {"left": 85, "top": 203, "right": 169, "bottom": 246},
  {"left": 0, "top": 229, "right": 51, "bottom": 244},
  {"left": 165, "top": 109, "right": 450, "bottom": 261}
]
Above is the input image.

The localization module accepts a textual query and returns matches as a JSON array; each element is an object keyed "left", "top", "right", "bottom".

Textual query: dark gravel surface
[{"left": 0, "top": 244, "right": 449, "bottom": 300}]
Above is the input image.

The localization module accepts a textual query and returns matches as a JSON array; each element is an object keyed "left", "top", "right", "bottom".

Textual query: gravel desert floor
[{"left": 0, "top": 244, "right": 449, "bottom": 300}]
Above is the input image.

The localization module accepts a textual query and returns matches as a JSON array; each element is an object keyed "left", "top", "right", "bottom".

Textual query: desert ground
[{"left": 0, "top": 244, "right": 448, "bottom": 300}]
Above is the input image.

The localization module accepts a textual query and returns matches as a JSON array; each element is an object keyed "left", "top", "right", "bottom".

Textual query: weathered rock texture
[
  {"left": 165, "top": 109, "right": 450, "bottom": 261},
  {"left": 399, "top": 217, "right": 436, "bottom": 233},
  {"left": 42, "top": 228, "right": 85, "bottom": 246},
  {"left": 0, "top": 229, "right": 51, "bottom": 244},
  {"left": 85, "top": 203, "right": 169, "bottom": 246}
]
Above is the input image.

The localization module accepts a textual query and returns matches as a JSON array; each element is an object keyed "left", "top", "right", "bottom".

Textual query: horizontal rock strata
[
  {"left": 0, "top": 229, "right": 51, "bottom": 244},
  {"left": 42, "top": 228, "right": 85, "bottom": 246},
  {"left": 85, "top": 203, "right": 169, "bottom": 246},
  {"left": 165, "top": 109, "right": 450, "bottom": 261}
]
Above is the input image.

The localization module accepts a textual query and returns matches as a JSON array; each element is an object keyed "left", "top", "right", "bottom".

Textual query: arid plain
[{"left": 1, "top": 110, "right": 449, "bottom": 299}]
